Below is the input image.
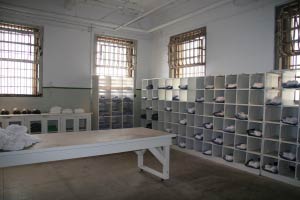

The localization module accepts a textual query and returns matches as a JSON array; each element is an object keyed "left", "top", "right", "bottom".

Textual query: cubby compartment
[
  {"left": 247, "top": 137, "right": 262, "bottom": 154},
  {"left": 179, "top": 102, "right": 187, "bottom": 113},
  {"left": 215, "top": 76, "right": 225, "bottom": 89},
  {"left": 171, "top": 113, "right": 179, "bottom": 123},
  {"left": 178, "top": 124, "right": 187, "bottom": 136},
  {"left": 187, "top": 90, "right": 196, "bottom": 102},
  {"left": 282, "top": 70, "right": 298, "bottom": 85},
  {"left": 172, "top": 78, "right": 180, "bottom": 89},
  {"left": 166, "top": 79, "right": 173, "bottom": 88},
  {"left": 248, "top": 122, "right": 263, "bottom": 133},
  {"left": 195, "top": 115, "right": 203, "bottom": 127},
  {"left": 158, "top": 78, "right": 166, "bottom": 89},
  {"left": 226, "top": 75, "right": 237, "bottom": 86},
  {"left": 281, "top": 125, "right": 298, "bottom": 143},
  {"left": 187, "top": 102, "right": 196, "bottom": 114},
  {"left": 249, "top": 106, "right": 263, "bottom": 121},
  {"left": 203, "top": 142, "right": 212, "bottom": 155},
  {"left": 203, "top": 116, "right": 213, "bottom": 125},
  {"left": 213, "top": 118, "right": 223, "bottom": 131},
  {"left": 223, "top": 132, "right": 235, "bottom": 147},
  {"left": 225, "top": 90, "right": 236, "bottom": 104},
  {"left": 171, "top": 124, "right": 179, "bottom": 135},
  {"left": 152, "top": 100, "right": 158, "bottom": 111},
  {"left": 279, "top": 160, "right": 296, "bottom": 178},
  {"left": 166, "top": 90, "right": 173, "bottom": 101},
  {"left": 223, "top": 147, "right": 234, "bottom": 161},
  {"left": 237, "top": 74, "right": 250, "bottom": 89},
  {"left": 164, "top": 112, "right": 172, "bottom": 123},
  {"left": 187, "top": 114, "right": 195, "bottom": 126},
  {"left": 265, "top": 72, "right": 281, "bottom": 89},
  {"left": 179, "top": 90, "right": 188, "bottom": 101},
  {"left": 158, "top": 100, "right": 165, "bottom": 111},
  {"left": 214, "top": 103, "right": 224, "bottom": 117},
  {"left": 214, "top": 90, "right": 225, "bottom": 103},
  {"left": 179, "top": 113, "right": 187, "bottom": 125},
  {"left": 186, "top": 126, "right": 194, "bottom": 138},
  {"left": 205, "top": 90, "right": 214, "bottom": 102},
  {"left": 204, "top": 129, "right": 213, "bottom": 142},
  {"left": 262, "top": 156, "right": 279, "bottom": 173},
  {"left": 282, "top": 89, "right": 299, "bottom": 106},
  {"left": 158, "top": 121, "right": 165, "bottom": 131},
  {"left": 172, "top": 90, "right": 180, "bottom": 101},
  {"left": 158, "top": 89, "right": 166, "bottom": 100},
  {"left": 142, "top": 79, "right": 149, "bottom": 90},
  {"left": 225, "top": 104, "right": 236, "bottom": 119},
  {"left": 212, "top": 144, "right": 223, "bottom": 158},
  {"left": 177, "top": 136, "right": 186, "bottom": 148},
  {"left": 279, "top": 143, "right": 297, "bottom": 161},
  {"left": 246, "top": 153, "right": 261, "bottom": 168},
  {"left": 152, "top": 121, "right": 158, "bottom": 130},
  {"left": 264, "top": 123, "right": 280, "bottom": 140},
  {"left": 194, "top": 140, "right": 203, "bottom": 152},
  {"left": 205, "top": 76, "right": 214, "bottom": 89},
  {"left": 263, "top": 140, "right": 279, "bottom": 157},
  {"left": 235, "top": 135, "right": 247, "bottom": 150},
  {"left": 250, "top": 73, "right": 265, "bottom": 88},
  {"left": 196, "top": 90, "right": 204, "bottom": 102},
  {"left": 237, "top": 90, "right": 249, "bottom": 105},
  {"left": 234, "top": 150, "right": 247, "bottom": 164},
  {"left": 196, "top": 103, "right": 204, "bottom": 115},
  {"left": 146, "top": 90, "right": 152, "bottom": 100},
  {"left": 141, "top": 90, "right": 148, "bottom": 100},
  {"left": 204, "top": 103, "right": 214, "bottom": 116},
  {"left": 212, "top": 131, "right": 223, "bottom": 144},
  {"left": 188, "top": 77, "right": 197, "bottom": 90},
  {"left": 158, "top": 111, "right": 164, "bottom": 122},
  {"left": 250, "top": 90, "right": 264, "bottom": 105},
  {"left": 146, "top": 110, "right": 152, "bottom": 120},
  {"left": 196, "top": 77, "right": 205, "bottom": 89},
  {"left": 236, "top": 120, "right": 248, "bottom": 135},
  {"left": 186, "top": 138, "right": 194, "bottom": 150},
  {"left": 152, "top": 90, "right": 159, "bottom": 100},
  {"left": 180, "top": 77, "right": 188, "bottom": 88},
  {"left": 265, "top": 106, "right": 281, "bottom": 122},
  {"left": 236, "top": 105, "right": 248, "bottom": 116},
  {"left": 223, "top": 119, "right": 235, "bottom": 133},
  {"left": 281, "top": 106, "right": 298, "bottom": 125},
  {"left": 265, "top": 89, "right": 281, "bottom": 104},
  {"left": 172, "top": 101, "right": 179, "bottom": 113}
]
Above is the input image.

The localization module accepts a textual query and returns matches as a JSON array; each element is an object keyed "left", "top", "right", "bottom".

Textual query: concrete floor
[{"left": 1, "top": 149, "right": 300, "bottom": 200}]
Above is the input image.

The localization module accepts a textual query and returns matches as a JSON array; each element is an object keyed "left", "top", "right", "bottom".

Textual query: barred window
[
  {"left": 275, "top": 1, "right": 300, "bottom": 70},
  {"left": 95, "top": 36, "right": 136, "bottom": 77},
  {"left": 168, "top": 27, "right": 206, "bottom": 78},
  {"left": 0, "top": 21, "right": 42, "bottom": 96}
]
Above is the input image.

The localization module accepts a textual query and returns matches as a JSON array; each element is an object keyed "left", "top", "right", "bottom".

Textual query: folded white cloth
[
  {"left": 74, "top": 108, "right": 85, "bottom": 114},
  {"left": 49, "top": 106, "right": 62, "bottom": 114},
  {"left": 0, "top": 125, "right": 41, "bottom": 151},
  {"left": 62, "top": 108, "right": 73, "bottom": 114}
]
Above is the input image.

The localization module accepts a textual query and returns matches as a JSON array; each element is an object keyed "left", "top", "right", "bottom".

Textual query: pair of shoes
[
  {"left": 194, "top": 133, "right": 203, "bottom": 140},
  {"left": 140, "top": 114, "right": 146, "bottom": 119},
  {"left": 165, "top": 107, "right": 172, "bottom": 112},
  {"left": 236, "top": 143, "right": 247, "bottom": 150},
  {"left": 279, "top": 152, "right": 296, "bottom": 161},
  {"left": 203, "top": 150, "right": 212, "bottom": 155},
  {"left": 223, "top": 125, "right": 235, "bottom": 133},
  {"left": 146, "top": 106, "right": 153, "bottom": 110},
  {"left": 262, "top": 163, "right": 278, "bottom": 174},
  {"left": 0, "top": 109, "right": 9, "bottom": 115},
  {"left": 223, "top": 154, "right": 234, "bottom": 162},
  {"left": 152, "top": 96, "right": 159, "bottom": 100},
  {"left": 247, "top": 129, "right": 262, "bottom": 137},
  {"left": 282, "top": 117, "right": 298, "bottom": 125},
  {"left": 245, "top": 159, "right": 260, "bottom": 169},
  {"left": 146, "top": 84, "right": 153, "bottom": 89},
  {"left": 205, "top": 85, "right": 214, "bottom": 89},
  {"left": 215, "top": 96, "right": 225, "bottom": 103},
  {"left": 172, "top": 95, "right": 180, "bottom": 101},
  {"left": 282, "top": 80, "right": 300, "bottom": 88},
  {"left": 226, "top": 83, "right": 237, "bottom": 89},
  {"left": 235, "top": 112, "right": 248, "bottom": 120},
  {"left": 212, "top": 137, "right": 223, "bottom": 145},
  {"left": 178, "top": 142, "right": 186, "bottom": 148},
  {"left": 203, "top": 122, "right": 213, "bottom": 129},
  {"left": 166, "top": 85, "right": 173, "bottom": 90},
  {"left": 178, "top": 85, "right": 188, "bottom": 90},
  {"left": 179, "top": 119, "right": 187, "bottom": 125},
  {"left": 146, "top": 123, "right": 152, "bottom": 129},
  {"left": 195, "top": 97, "right": 204, "bottom": 102},
  {"left": 266, "top": 96, "right": 281, "bottom": 106},
  {"left": 213, "top": 110, "right": 224, "bottom": 117},
  {"left": 187, "top": 107, "right": 195, "bottom": 114},
  {"left": 251, "top": 82, "right": 264, "bottom": 89},
  {"left": 165, "top": 128, "right": 172, "bottom": 133}
]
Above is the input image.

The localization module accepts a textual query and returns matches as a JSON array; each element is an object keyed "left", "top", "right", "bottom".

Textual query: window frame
[
  {"left": 168, "top": 27, "right": 206, "bottom": 78},
  {"left": 0, "top": 20, "right": 43, "bottom": 97}
]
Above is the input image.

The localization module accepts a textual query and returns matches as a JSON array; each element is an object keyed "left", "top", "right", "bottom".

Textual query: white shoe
[
  {"left": 236, "top": 143, "right": 246, "bottom": 150},
  {"left": 142, "top": 97, "right": 147, "bottom": 100},
  {"left": 266, "top": 96, "right": 281, "bottom": 106},
  {"left": 165, "top": 128, "right": 172, "bottom": 133},
  {"left": 146, "top": 106, "right": 152, "bottom": 110},
  {"left": 203, "top": 149, "right": 212, "bottom": 155},
  {"left": 282, "top": 80, "right": 299, "bottom": 88},
  {"left": 280, "top": 152, "right": 296, "bottom": 161},
  {"left": 205, "top": 85, "right": 214, "bottom": 89},
  {"left": 223, "top": 125, "right": 235, "bottom": 133},
  {"left": 212, "top": 137, "right": 223, "bottom": 145},
  {"left": 252, "top": 82, "right": 264, "bottom": 89},
  {"left": 247, "top": 129, "right": 262, "bottom": 137},
  {"left": 263, "top": 164, "right": 278, "bottom": 174},
  {"left": 203, "top": 122, "right": 213, "bottom": 129},
  {"left": 194, "top": 134, "right": 203, "bottom": 140},
  {"left": 178, "top": 142, "right": 186, "bottom": 148},
  {"left": 282, "top": 117, "right": 298, "bottom": 125},
  {"left": 152, "top": 96, "right": 159, "bottom": 100},
  {"left": 224, "top": 154, "right": 233, "bottom": 162},
  {"left": 213, "top": 110, "right": 224, "bottom": 117},
  {"left": 187, "top": 107, "right": 195, "bottom": 114},
  {"left": 246, "top": 160, "right": 260, "bottom": 169},
  {"left": 195, "top": 97, "right": 204, "bottom": 102},
  {"left": 172, "top": 95, "right": 180, "bottom": 101},
  {"left": 215, "top": 96, "right": 225, "bottom": 103},
  {"left": 165, "top": 107, "right": 172, "bottom": 111},
  {"left": 178, "top": 85, "right": 188, "bottom": 90},
  {"left": 179, "top": 119, "right": 187, "bottom": 125},
  {"left": 235, "top": 112, "right": 248, "bottom": 120},
  {"left": 226, "top": 83, "right": 237, "bottom": 89}
]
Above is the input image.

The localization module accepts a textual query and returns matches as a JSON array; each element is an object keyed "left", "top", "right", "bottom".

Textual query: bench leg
[{"left": 135, "top": 145, "right": 170, "bottom": 180}]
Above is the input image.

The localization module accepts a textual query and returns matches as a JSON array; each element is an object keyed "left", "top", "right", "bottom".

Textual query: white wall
[{"left": 150, "top": 0, "right": 288, "bottom": 78}]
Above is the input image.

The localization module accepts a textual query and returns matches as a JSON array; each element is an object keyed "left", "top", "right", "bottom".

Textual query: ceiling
[{"left": 0, "top": 0, "right": 257, "bottom": 32}]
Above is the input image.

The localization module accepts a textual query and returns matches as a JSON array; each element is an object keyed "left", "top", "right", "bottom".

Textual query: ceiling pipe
[
  {"left": 147, "top": 0, "right": 233, "bottom": 32},
  {"left": 114, "top": 0, "right": 177, "bottom": 31}
]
